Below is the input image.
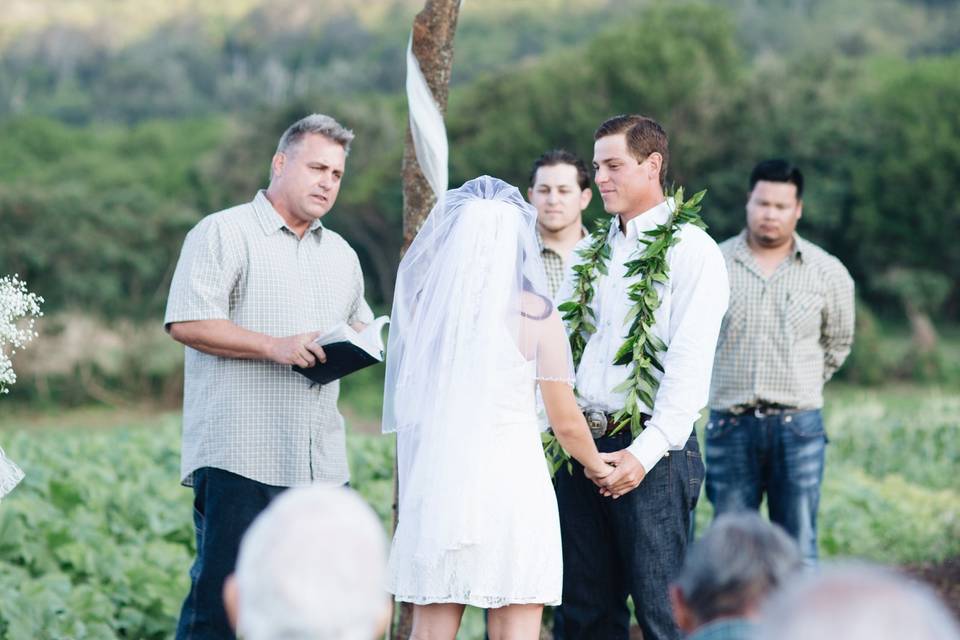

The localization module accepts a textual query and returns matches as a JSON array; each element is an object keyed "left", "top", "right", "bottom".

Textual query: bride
[{"left": 383, "top": 176, "right": 613, "bottom": 639}]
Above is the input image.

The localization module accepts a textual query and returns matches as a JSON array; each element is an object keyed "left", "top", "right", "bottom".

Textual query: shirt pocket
[{"left": 783, "top": 289, "right": 822, "bottom": 340}]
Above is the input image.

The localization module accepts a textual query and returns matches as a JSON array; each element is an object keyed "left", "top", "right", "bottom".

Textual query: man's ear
[
  {"left": 646, "top": 152, "right": 663, "bottom": 183},
  {"left": 579, "top": 186, "right": 593, "bottom": 211},
  {"left": 223, "top": 574, "right": 239, "bottom": 631},
  {"left": 270, "top": 152, "right": 286, "bottom": 181},
  {"left": 796, "top": 199, "right": 803, "bottom": 220},
  {"left": 669, "top": 584, "right": 697, "bottom": 634},
  {"left": 527, "top": 186, "right": 535, "bottom": 203}
]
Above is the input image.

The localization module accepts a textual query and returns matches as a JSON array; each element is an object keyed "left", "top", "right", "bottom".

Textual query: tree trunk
[
  {"left": 401, "top": 0, "right": 461, "bottom": 249},
  {"left": 393, "top": 3, "right": 461, "bottom": 639}
]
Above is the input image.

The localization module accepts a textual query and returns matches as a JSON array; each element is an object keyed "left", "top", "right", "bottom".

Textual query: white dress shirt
[{"left": 556, "top": 200, "right": 729, "bottom": 473}]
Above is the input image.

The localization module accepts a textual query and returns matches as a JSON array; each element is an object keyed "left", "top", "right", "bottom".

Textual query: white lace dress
[
  {"left": 387, "top": 354, "right": 562, "bottom": 608},
  {"left": 0, "top": 446, "right": 24, "bottom": 500}
]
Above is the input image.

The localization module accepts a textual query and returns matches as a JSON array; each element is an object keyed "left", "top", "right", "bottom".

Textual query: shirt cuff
[{"left": 626, "top": 423, "right": 671, "bottom": 474}]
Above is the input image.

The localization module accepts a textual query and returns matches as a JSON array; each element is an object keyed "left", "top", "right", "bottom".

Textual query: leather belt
[
  {"left": 727, "top": 402, "right": 800, "bottom": 418},
  {"left": 582, "top": 410, "right": 650, "bottom": 439}
]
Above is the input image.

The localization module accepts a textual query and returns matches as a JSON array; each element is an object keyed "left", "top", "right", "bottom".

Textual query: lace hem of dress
[{"left": 393, "top": 593, "right": 561, "bottom": 608}]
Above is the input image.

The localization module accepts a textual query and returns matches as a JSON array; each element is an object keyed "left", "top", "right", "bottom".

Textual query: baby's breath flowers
[{"left": 0, "top": 274, "right": 44, "bottom": 394}]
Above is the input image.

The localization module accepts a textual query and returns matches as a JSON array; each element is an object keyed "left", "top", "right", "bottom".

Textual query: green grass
[{"left": 0, "top": 381, "right": 957, "bottom": 638}]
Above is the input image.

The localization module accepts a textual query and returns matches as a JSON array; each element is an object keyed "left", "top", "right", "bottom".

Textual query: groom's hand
[{"left": 597, "top": 450, "right": 646, "bottom": 498}]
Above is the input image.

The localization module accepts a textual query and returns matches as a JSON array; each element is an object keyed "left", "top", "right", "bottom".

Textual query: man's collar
[
  {"left": 611, "top": 199, "right": 673, "bottom": 242},
  {"left": 689, "top": 617, "right": 757, "bottom": 640},
  {"left": 253, "top": 190, "right": 324, "bottom": 237},
  {"left": 735, "top": 229, "right": 804, "bottom": 263},
  {"left": 537, "top": 224, "right": 588, "bottom": 254}
]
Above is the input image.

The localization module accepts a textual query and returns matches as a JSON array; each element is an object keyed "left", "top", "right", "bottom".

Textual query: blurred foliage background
[
  {"left": 1, "top": 0, "right": 959, "bottom": 402},
  {"left": 1, "top": 2, "right": 959, "bottom": 636}
]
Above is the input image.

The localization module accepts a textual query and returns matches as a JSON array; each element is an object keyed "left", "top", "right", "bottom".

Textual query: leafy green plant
[{"left": 1, "top": 382, "right": 958, "bottom": 637}]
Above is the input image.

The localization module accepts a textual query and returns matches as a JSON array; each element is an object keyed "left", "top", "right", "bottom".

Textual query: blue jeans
[
  {"left": 176, "top": 467, "right": 287, "bottom": 640},
  {"left": 555, "top": 430, "right": 703, "bottom": 640},
  {"left": 705, "top": 409, "right": 826, "bottom": 566}
]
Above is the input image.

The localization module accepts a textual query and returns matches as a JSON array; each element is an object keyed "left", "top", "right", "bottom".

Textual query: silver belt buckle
[{"left": 585, "top": 410, "right": 607, "bottom": 439}]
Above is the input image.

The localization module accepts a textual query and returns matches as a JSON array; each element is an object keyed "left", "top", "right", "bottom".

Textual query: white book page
[
  {"left": 313, "top": 316, "right": 389, "bottom": 360},
  {"left": 357, "top": 316, "right": 390, "bottom": 359}
]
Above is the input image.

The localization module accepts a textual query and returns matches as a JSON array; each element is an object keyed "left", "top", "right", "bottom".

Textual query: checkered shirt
[
  {"left": 537, "top": 227, "right": 586, "bottom": 299},
  {"left": 164, "top": 191, "right": 374, "bottom": 487},
  {"left": 709, "top": 230, "right": 855, "bottom": 411}
]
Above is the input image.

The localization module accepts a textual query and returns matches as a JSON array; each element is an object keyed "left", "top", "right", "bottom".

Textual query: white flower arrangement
[
  {"left": 1, "top": 274, "right": 42, "bottom": 500},
  {"left": 1, "top": 274, "right": 44, "bottom": 395}
]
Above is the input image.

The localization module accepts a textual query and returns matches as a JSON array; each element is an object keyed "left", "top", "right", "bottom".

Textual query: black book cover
[{"left": 292, "top": 341, "right": 380, "bottom": 385}]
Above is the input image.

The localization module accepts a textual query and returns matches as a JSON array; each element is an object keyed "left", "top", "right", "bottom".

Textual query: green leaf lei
[{"left": 542, "top": 187, "right": 707, "bottom": 475}]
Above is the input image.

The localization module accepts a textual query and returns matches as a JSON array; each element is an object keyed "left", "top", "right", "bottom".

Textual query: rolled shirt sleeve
[{"left": 164, "top": 217, "right": 242, "bottom": 329}]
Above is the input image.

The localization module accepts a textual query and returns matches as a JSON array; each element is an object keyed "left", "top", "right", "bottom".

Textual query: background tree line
[{"left": 1, "top": 0, "right": 958, "bottom": 402}]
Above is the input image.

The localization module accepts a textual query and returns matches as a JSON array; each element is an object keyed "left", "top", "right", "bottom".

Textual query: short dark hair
[
  {"left": 749, "top": 159, "right": 804, "bottom": 198},
  {"left": 594, "top": 115, "right": 669, "bottom": 187},
  {"left": 529, "top": 149, "right": 591, "bottom": 191}
]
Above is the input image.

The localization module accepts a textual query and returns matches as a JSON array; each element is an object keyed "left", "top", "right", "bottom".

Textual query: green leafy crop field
[{"left": 0, "top": 383, "right": 956, "bottom": 638}]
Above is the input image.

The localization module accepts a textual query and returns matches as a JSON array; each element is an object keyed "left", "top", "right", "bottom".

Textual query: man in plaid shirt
[
  {"left": 164, "top": 114, "right": 373, "bottom": 639},
  {"left": 707, "top": 159, "right": 855, "bottom": 567}
]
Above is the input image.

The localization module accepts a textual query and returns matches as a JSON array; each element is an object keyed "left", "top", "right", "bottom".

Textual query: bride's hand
[{"left": 584, "top": 460, "right": 615, "bottom": 485}]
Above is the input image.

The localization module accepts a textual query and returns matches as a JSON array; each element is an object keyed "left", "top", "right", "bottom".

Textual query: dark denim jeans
[
  {"left": 555, "top": 430, "right": 703, "bottom": 640},
  {"left": 175, "top": 467, "right": 287, "bottom": 640},
  {"left": 705, "top": 409, "right": 826, "bottom": 566}
]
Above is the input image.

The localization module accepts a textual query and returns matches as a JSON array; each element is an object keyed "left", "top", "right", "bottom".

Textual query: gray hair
[
  {"left": 235, "top": 485, "right": 388, "bottom": 640},
  {"left": 276, "top": 113, "right": 354, "bottom": 157},
  {"left": 673, "top": 513, "right": 802, "bottom": 625},
  {"left": 758, "top": 563, "right": 960, "bottom": 640}
]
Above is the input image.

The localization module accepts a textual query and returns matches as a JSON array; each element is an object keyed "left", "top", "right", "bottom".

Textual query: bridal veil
[{"left": 382, "top": 176, "right": 574, "bottom": 558}]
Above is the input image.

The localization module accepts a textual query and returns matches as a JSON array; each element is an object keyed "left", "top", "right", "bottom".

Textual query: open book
[{"left": 292, "top": 316, "right": 390, "bottom": 385}]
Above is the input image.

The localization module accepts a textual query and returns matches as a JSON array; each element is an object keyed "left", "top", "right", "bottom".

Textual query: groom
[{"left": 554, "top": 114, "right": 729, "bottom": 640}]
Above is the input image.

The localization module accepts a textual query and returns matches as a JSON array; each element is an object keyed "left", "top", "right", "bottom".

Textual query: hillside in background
[
  {"left": 1, "top": 1, "right": 959, "bottom": 400},
  {"left": 3, "top": 0, "right": 958, "bottom": 124}
]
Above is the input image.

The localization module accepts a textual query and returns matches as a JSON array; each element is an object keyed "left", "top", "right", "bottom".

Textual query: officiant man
[
  {"left": 555, "top": 114, "right": 729, "bottom": 640},
  {"left": 164, "top": 113, "right": 373, "bottom": 640}
]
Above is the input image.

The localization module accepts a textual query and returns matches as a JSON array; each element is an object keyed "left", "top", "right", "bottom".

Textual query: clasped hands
[{"left": 585, "top": 449, "right": 646, "bottom": 499}]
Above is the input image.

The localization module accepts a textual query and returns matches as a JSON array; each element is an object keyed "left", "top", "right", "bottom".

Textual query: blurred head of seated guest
[
  {"left": 223, "top": 485, "right": 390, "bottom": 640},
  {"left": 757, "top": 562, "right": 960, "bottom": 640},
  {"left": 670, "top": 512, "right": 802, "bottom": 640}
]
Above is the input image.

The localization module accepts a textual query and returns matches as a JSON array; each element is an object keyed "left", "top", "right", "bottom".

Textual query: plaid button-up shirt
[
  {"left": 164, "top": 191, "right": 373, "bottom": 487},
  {"left": 537, "top": 226, "right": 587, "bottom": 299},
  {"left": 709, "top": 230, "right": 855, "bottom": 411}
]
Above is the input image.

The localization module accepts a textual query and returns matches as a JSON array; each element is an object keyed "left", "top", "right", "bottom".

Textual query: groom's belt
[{"left": 582, "top": 410, "right": 651, "bottom": 439}]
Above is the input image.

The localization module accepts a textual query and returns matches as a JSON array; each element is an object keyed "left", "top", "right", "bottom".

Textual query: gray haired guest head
[
  {"left": 670, "top": 512, "right": 802, "bottom": 630},
  {"left": 276, "top": 113, "right": 355, "bottom": 157},
  {"left": 757, "top": 563, "right": 960, "bottom": 640},
  {"left": 228, "top": 485, "right": 390, "bottom": 640}
]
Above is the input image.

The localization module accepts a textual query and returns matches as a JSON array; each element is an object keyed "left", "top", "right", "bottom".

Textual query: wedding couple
[{"left": 384, "top": 115, "right": 729, "bottom": 640}]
